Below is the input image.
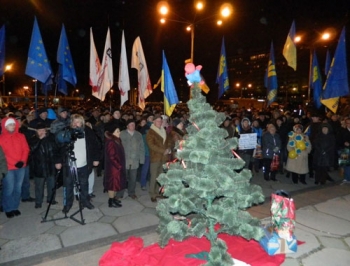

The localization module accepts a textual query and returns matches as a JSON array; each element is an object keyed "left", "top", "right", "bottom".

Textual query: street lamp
[
  {"left": 1, "top": 64, "right": 12, "bottom": 96},
  {"left": 157, "top": 1, "right": 233, "bottom": 63}
]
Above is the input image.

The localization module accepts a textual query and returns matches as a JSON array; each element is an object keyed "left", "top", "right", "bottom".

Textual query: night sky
[{"left": 1, "top": 0, "right": 349, "bottom": 104}]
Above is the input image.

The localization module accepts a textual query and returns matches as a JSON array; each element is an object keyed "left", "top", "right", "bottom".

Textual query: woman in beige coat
[{"left": 285, "top": 124, "right": 312, "bottom": 184}]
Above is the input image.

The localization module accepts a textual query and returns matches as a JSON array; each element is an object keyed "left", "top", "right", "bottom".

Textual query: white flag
[
  {"left": 131, "top": 36, "right": 152, "bottom": 110},
  {"left": 92, "top": 27, "right": 114, "bottom": 101},
  {"left": 89, "top": 28, "right": 101, "bottom": 94},
  {"left": 119, "top": 31, "right": 130, "bottom": 107}
]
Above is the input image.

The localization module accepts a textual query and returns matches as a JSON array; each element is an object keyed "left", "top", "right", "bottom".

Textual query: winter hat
[
  {"left": 126, "top": 119, "right": 136, "bottom": 126},
  {"left": 4, "top": 118, "right": 16, "bottom": 127},
  {"left": 37, "top": 108, "right": 48, "bottom": 115},
  {"left": 47, "top": 108, "right": 57, "bottom": 120},
  {"left": 36, "top": 122, "right": 47, "bottom": 130},
  {"left": 58, "top": 107, "right": 68, "bottom": 113}
]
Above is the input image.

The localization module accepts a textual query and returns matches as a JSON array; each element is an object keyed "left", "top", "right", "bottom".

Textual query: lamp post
[{"left": 157, "top": 1, "right": 233, "bottom": 63}]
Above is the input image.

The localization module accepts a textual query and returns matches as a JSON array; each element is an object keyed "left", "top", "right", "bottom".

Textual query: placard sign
[{"left": 239, "top": 133, "right": 257, "bottom": 150}]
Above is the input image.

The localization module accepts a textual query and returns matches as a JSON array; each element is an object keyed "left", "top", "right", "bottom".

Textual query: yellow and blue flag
[
  {"left": 217, "top": 37, "right": 229, "bottom": 98},
  {"left": 25, "top": 17, "right": 52, "bottom": 83},
  {"left": 322, "top": 27, "right": 349, "bottom": 99},
  {"left": 283, "top": 20, "right": 297, "bottom": 71},
  {"left": 0, "top": 25, "right": 5, "bottom": 76},
  {"left": 57, "top": 24, "right": 77, "bottom": 94},
  {"left": 265, "top": 42, "right": 278, "bottom": 106},
  {"left": 310, "top": 51, "right": 322, "bottom": 109},
  {"left": 161, "top": 51, "right": 179, "bottom": 117}
]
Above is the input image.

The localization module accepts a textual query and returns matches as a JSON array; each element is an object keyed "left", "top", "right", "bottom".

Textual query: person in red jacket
[{"left": 0, "top": 117, "right": 30, "bottom": 218}]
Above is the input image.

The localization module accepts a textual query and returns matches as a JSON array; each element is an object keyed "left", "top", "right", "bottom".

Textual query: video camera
[{"left": 56, "top": 126, "right": 84, "bottom": 144}]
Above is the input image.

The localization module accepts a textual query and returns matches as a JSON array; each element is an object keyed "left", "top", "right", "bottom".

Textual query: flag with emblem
[
  {"left": 217, "top": 37, "right": 229, "bottom": 99},
  {"left": 25, "top": 17, "right": 52, "bottom": 83},
  {"left": 92, "top": 27, "right": 113, "bottom": 101},
  {"left": 89, "top": 27, "right": 101, "bottom": 96},
  {"left": 309, "top": 51, "right": 322, "bottom": 109},
  {"left": 265, "top": 42, "right": 278, "bottom": 106}
]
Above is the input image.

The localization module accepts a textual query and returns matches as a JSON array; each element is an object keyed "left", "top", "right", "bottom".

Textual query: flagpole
[
  {"left": 34, "top": 80, "right": 38, "bottom": 113},
  {"left": 308, "top": 49, "right": 312, "bottom": 102}
]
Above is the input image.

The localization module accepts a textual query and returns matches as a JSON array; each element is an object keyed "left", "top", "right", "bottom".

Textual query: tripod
[
  {"left": 67, "top": 147, "right": 85, "bottom": 225},
  {"left": 42, "top": 143, "right": 85, "bottom": 225}
]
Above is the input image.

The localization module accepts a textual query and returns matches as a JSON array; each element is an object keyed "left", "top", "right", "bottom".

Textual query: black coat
[
  {"left": 313, "top": 126, "right": 335, "bottom": 167},
  {"left": 29, "top": 133, "right": 60, "bottom": 177}
]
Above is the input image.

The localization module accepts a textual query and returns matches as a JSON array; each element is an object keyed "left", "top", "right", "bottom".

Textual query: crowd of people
[{"left": 0, "top": 102, "right": 349, "bottom": 219}]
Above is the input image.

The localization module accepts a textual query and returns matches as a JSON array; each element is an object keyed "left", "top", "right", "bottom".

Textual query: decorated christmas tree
[{"left": 156, "top": 67, "right": 266, "bottom": 265}]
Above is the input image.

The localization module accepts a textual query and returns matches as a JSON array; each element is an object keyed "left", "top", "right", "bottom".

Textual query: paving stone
[
  {"left": 281, "top": 258, "right": 300, "bottom": 266},
  {"left": 295, "top": 208, "right": 350, "bottom": 237},
  {"left": 142, "top": 207, "right": 158, "bottom": 216},
  {"left": 113, "top": 212, "right": 159, "bottom": 233},
  {"left": 302, "top": 247, "right": 350, "bottom": 266},
  {"left": 99, "top": 198, "right": 144, "bottom": 217},
  {"left": 138, "top": 194, "right": 158, "bottom": 208},
  {"left": 46, "top": 225, "right": 68, "bottom": 235},
  {"left": 315, "top": 197, "right": 350, "bottom": 221},
  {"left": 318, "top": 236, "right": 350, "bottom": 251},
  {"left": 344, "top": 237, "right": 350, "bottom": 249},
  {"left": 0, "top": 234, "right": 61, "bottom": 264},
  {"left": 286, "top": 228, "right": 320, "bottom": 259},
  {"left": 0, "top": 214, "right": 54, "bottom": 240},
  {"left": 99, "top": 215, "right": 116, "bottom": 224},
  {"left": 60, "top": 222, "right": 118, "bottom": 247}
]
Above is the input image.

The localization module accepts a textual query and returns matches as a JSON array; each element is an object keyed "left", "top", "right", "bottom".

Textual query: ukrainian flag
[
  {"left": 161, "top": 51, "right": 179, "bottom": 116},
  {"left": 283, "top": 20, "right": 297, "bottom": 71}
]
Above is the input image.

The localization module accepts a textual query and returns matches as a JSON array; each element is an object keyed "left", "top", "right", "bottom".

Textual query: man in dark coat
[
  {"left": 29, "top": 122, "right": 60, "bottom": 208},
  {"left": 312, "top": 123, "right": 335, "bottom": 185}
]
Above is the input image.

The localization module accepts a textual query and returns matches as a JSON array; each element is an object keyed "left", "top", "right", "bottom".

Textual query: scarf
[{"left": 151, "top": 124, "right": 167, "bottom": 144}]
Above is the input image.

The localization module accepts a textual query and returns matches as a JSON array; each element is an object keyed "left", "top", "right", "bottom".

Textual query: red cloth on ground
[{"left": 99, "top": 234, "right": 285, "bottom": 266}]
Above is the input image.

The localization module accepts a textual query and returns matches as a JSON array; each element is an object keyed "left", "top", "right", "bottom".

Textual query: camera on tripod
[{"left": 56, "top": 126, "right": 85, "bottom": 144}]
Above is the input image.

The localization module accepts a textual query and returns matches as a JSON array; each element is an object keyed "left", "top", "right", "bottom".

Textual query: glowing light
[
  {"left": 157, "top": 1, "right": 169, "bottom": 15},
  {"left": 186, "top": 26, "right": 191, "bottom": 31},
  {"left": 220, "top": 3, "right": 233, "bottom": 18},
  {"left": 217, "top": 20, "right": 223, "bottom": 26},
  {"left": 195, "top": 1, "right": 204, "bottom": 10},
  {"left": 236, "top": 83, "right": 240, "bottom": 87},
  {"left": 322, "top": 32, "right": 330, "bottom": 40},
  {"left": 294, "top": 36, "right": 301, "bottom": 43},
  {"left": 160, "top": 18, "right": 166, "bottom": 24}
]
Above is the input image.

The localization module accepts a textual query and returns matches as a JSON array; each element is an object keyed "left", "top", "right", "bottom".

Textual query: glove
[
  {"left": 15, "top": 161, "right": 24, "bottom": 168},
  {"left": 273, "top": 147, "right": 279, "bottom": 153}
]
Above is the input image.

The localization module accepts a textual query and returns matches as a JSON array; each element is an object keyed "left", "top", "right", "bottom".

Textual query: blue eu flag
[
  {"left": 57, "top": 24, "right": 77, "bottom": 87},
  {"left": 25, "top": 17, "right": 52, "bottom": 83}
]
